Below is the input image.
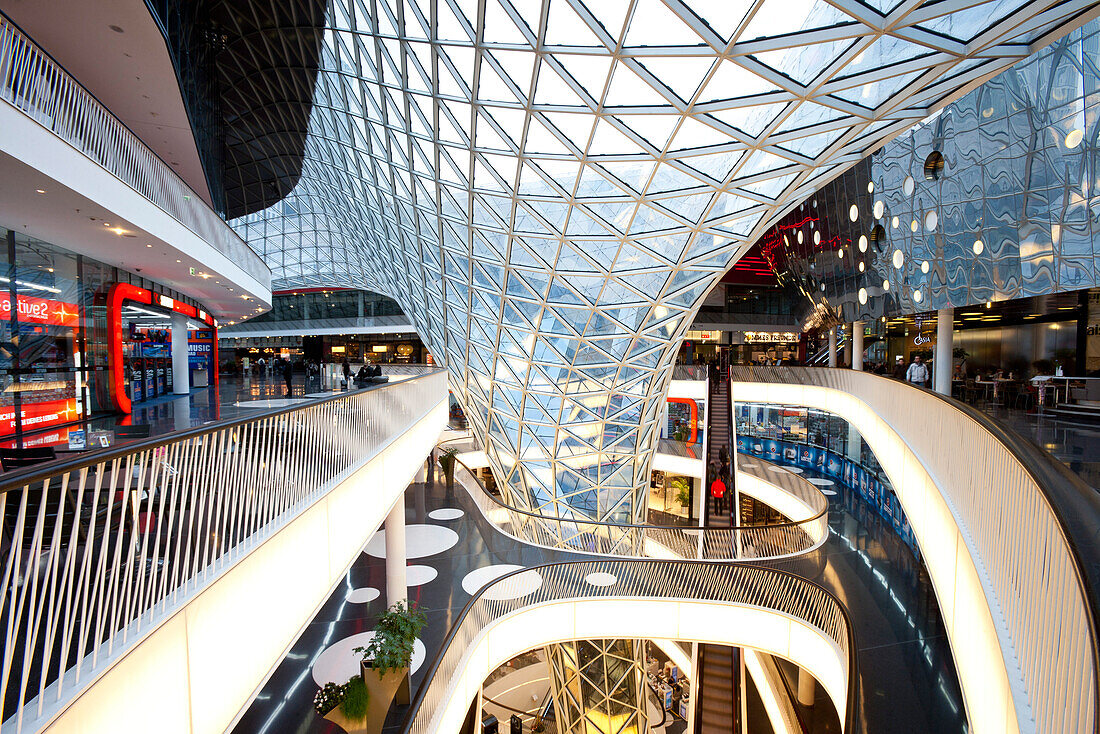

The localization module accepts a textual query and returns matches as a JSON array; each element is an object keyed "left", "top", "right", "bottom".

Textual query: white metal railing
[
  {"left": 444, "top": 439, "right": 828, "bottom": 561},
  {"left": 0, "top": 371, "right": 446, "bottom": 731},
  {"left": 730, "top": 366, "right": 1099, "bottom": 734},
  {"left": 403, "top": 560, "right": 858, "bottom": 734},
  {"left": 0, "top": 14, "right": 270, "bottom": 289}
]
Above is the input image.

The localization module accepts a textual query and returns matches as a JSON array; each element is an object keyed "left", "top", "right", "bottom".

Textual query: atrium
[{"left": 0, "top": 1, "right": 1097, "bottom": 733}]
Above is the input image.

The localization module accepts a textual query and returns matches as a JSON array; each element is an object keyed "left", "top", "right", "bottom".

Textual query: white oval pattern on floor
[
  {"left": 364, "top": 524, "right": 459, "bottom": 559},
  {"left": 406, "top": 564, "right": 438, "bottom": 586},
  {"left": 345, "top": 587, "right": 380, "bottom": 604},
  {"left": 462, "top": 564, "right": 543, "bottom": 600},
  {"left": 428, "top": 507, "right": 464, "bottom": 521},
  {"left": 808, "top": 478, "right": 834, "bottom": 486},
  {"left": 313, "top": 633, "right": 426, "bottom": 687}
]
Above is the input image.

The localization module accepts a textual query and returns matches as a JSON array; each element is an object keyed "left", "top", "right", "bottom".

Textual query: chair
[
  {"left": 0, "top": 446, "right": 57, "bottom": 471},
  {"left": 1014, "top": 384, "right": 1036, "bottom": 411}
]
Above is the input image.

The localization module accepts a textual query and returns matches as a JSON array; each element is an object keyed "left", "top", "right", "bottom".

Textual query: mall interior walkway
[{"left": 230, "top": 448, "right": 966, "bottom": 734}]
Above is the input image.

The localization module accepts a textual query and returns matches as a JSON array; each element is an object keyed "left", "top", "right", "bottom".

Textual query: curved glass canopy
[{"left": 233, "top": 0, "right": 1090, "bottom": 539}]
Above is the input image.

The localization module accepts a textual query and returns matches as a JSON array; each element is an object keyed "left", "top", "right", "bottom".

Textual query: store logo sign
[{"left": 0, "top": 294, "right": 78, "bottom": 327}]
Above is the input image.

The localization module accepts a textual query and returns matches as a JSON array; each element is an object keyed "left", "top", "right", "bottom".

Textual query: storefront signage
[
  {"left": 0, "top": 398, "right": 81, "bottom": 436},
  {"left": 743, "top": 331, "right": 799, "bottom": 343},
  {"left": 685, "top": 330, "right": 722, "bottom": 342},
  {"left": 913, "top": 333, "right": 933, "bottom": 346},
  {"left": 0, "top": 293, "right": 78, "bottom": 327}
]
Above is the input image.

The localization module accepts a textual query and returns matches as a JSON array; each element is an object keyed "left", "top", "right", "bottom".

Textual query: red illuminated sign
[
  {"left": 0, "top": 294, "right": 79, "bottom": 327},
  {"left": 0, "top": 398, "right": 80, "bottom": 437}
]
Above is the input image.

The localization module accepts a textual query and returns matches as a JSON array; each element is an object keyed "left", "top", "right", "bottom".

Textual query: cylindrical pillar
[
  {"left": 851, "top": 322, "right": 864, "bottom": 371},
  {"left": 171, "top": 310, "right": 190, "bottom": 395},
  {"left": 935, "top": 307, "right": 953, "bottom": 396},
  {"left": 798, "top": 668, "right": 815, "bottom": 707},
  {"left": 385, "top": 499, "right": 407, "bottom": 607},
  {"left": 827, "top": 327, "right": 838, "bottom": 367}
]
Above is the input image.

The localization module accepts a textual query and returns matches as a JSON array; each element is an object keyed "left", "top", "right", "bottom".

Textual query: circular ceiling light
[
  {"left": 849, "top": 204, "right": 859, "bottom": 221},
  {"left": 921, "top": 260, "right": 930, "bottom": 273},
  {"left": 892, "top": 249, "right": 904, "bottom": 268},
  {"left": 910, "top": 219, "right": 919, "bottom": 233},
  {"left": 892, "top": 216, "right": 899, "bottom": 229},
  {"left": 858, "top": 261, "right": 865, "bottom": 272},
  {"left": 813, "top": 230, "right": 821, "bottom": 245},
  {"left": 1066, "top": 128, "right": 1084, "bottom": 148},
  {"left": 797, "top": 230, "right": 804, "bottom": 244},
  {"left": 873, "top": 200, "right": 884, "bottom": 219},
  {"left": 973, "top": 239, "right": 984, "bottom": 254},
  {"left": 903, "top": 175, "right": 915, "bottom": 196},
  {"left": 838, "top": 248, "right": 845, "bottom": 259},
  {"left": 858, "top": 234, "right": 868, "bottom": 252},
  {"left": 925, "top": 210, "right": 938, "bottom": 231},
  {"left": 913, "top": 289, "right": 923, "bottom": 302},
  {"left": 867, "top": 181, "right": 875, "bottom": 194},
  {"left": 882, "top": 279, "right": 890, "bottom": 291},
  {"left": 858, "top": 287, "right": 868, "bottom": 304}
]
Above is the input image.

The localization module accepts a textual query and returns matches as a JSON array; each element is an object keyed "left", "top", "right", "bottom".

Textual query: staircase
[{"left": 696, "top": 644, "right": 737, "bottom": 733}]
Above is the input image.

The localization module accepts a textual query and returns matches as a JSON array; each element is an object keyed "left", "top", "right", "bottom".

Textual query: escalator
[
  {"left": 706, "top": 371, "right": 733, "bottom": 527},
  {"left": 695, "top": 644, "right": 737, "bottom": 733}
]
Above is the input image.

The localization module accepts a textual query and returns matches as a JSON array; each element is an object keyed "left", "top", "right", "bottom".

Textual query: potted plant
[
  {"left": 438, "top": 448, "right": 458, "bottom": 492},
  {"left": 314, "top": 676, "right": 369, "bottom": 732},
  {"left": 671, "top": 476, "right": 691, "bottom": 507},
  {"left": 352, "top": 600, "right": 428, "bottom": 732}
]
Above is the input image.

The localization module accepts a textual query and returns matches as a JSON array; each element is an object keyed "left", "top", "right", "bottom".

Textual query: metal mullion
[
  {"left": 144, "top": 441, "right": 178, "bottom": 616},
  {"left": 0, "top": 487, "right": 30, "bottom": 722},
  {"left": 175, "top": 436, "right": 205, "bottom": 599},
  {"left": 60, "top": 466, "right": 98, "bottom": 694},
  {"left": 36, "top": 471, "right": 82, "bottom": 710},
  {"left": 108, "top": 453, "right": 140, "bottom": 651},
  {"left": 13, "top": 480, "right": 51, "bottom": 728},
  {"left": 156, "top": 440, "right": 188, "bottom": 611}
]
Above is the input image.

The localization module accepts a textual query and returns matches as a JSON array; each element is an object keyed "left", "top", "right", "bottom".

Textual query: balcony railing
[
  {"left": 730, "top": 366, "right": 1100, "bottom": 734},
  {"left": 403, "top": 560, "right": 859, "bottom": 734},
  {"left": 0, "top": 13, "right": 270, "bottom": 289},
  {"left": 0, "top": 371, "right": 446, "bottom": 731},
  {"left": 444, "top": 438, "right": 828, "bottom": 561}
]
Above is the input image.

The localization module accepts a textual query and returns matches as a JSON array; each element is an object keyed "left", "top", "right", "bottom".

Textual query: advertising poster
[{"left": 764, "top": 439, "right": 780, "bottom": 462}]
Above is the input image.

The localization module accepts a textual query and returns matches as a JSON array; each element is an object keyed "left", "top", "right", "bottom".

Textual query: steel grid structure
[{"left": 232, "top": 0, "right": 1096, "bottom": 533}]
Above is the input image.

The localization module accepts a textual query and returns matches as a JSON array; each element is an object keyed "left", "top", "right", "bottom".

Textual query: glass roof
[{"left": 232, "top": 0, "right": 1087, "bottom": 532}]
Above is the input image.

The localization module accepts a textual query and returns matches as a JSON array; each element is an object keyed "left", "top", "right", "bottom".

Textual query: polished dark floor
[{"left": 979, "top": 403, "right": 1100, "bottom": 489}]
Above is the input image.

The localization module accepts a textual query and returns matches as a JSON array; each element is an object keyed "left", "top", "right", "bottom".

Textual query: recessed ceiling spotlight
[
  {"left": 108, "top": 24, "right": 124, "bottom": 33},
  {"left": 35, "top": 189, "right": 45, "bottom": 194}
]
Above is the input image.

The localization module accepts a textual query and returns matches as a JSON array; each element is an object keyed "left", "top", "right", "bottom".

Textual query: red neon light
[
  {"left": 172, "top": 301, "right": 198, "bottom": 318},
  {"left": 108, "top": 283, "right": 152, "bottom": 414},
  {"left": 668, "top": 397, "right": 699, "bottom": 443},
  {"left": 0, "top": 293, "right": 79, "bottom": 327},
  {"left": 0, "top": 398, "right": 80, "bottom": 438}
]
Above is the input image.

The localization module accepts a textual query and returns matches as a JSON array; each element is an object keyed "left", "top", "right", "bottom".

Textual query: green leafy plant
[
  {"left": 438, "top": 448, "right": 458, "bottom": 489},
  {"left": 354, "top": 600, "right": 428, "bottom": 677},
  {"left": 671, "top": 476, "right": 691, "bottom": 506},
  {"left": 340, "top": 675, "right": 369, "bottom": 720}
]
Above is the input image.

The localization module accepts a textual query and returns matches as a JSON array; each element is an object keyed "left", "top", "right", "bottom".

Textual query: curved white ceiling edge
[
  {"left": 729, "top": 380, "right": 1019, "bottom": 734},
  {"left": 422, "top": 597, "right": 848, "bottom": 733}
]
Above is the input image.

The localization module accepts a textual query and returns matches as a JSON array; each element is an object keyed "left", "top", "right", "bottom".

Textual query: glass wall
[
  {"left": 244, "top": 288, "right": 404, "bottom": 324},
  {"left": 0, "top": 228, "right": 211, "bottom": 443}
]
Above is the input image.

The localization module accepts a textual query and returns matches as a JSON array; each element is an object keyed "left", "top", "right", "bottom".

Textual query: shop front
[{"left": 0, "top": 228, "right": 216, "bottom": 445}]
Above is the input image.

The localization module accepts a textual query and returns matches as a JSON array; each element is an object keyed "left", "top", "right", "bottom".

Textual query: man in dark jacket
[{"left": 283, "top": 360, "right": 294, "bottom": 396}]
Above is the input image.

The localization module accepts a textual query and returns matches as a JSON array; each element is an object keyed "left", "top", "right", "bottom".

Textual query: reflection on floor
[{"left": 232, "top": 452, "right": 967, "bottom": 734}]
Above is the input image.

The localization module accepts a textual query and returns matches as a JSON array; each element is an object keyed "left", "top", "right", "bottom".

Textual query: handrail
[
  {"left": 0, "top": 373, "right": 443, "bottom": 495},
  {"left": 0, "top": 370, "right": 447, "bottom": 731},
  {"left": 0, "top": 12, "right": 270, "bottom": 289},
  {"left": 441, "top": 437, "right": 828, "bottom": 561},
  {"left": 400, "top": 559, "right": 861, "bottom": 734},
  {"left": 672, "top": 364, "right": 709, "bottom": 381},
  {"left": 730, "top": 365, "right": 1100, "bottom": 734}
]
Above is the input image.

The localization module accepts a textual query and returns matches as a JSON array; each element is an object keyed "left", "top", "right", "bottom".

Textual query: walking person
[
  {"left": 906, "top": 354, "right": 930, "bottom": 387},
  {"left": 283, "top": 359, "right": 294, "bottom": 396},
  {"left": 341, "top": 357, "right": 351, "bottom": 389},
  {"left": 891, "top": 356, "right": 906, "bottom": 380},
  {"left": 710, "top": 474, "right": 727, "bottom": 516}
]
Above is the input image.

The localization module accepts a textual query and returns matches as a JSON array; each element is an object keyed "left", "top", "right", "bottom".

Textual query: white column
[
  {"left": 385, "top": 499, "right": 407, "bottom": 607},
  {"left": 171, "top": 310, "right": 190, "bottom": 395},
  {"left": 827, "top": 327, "right": 838, "bottom": 367},
  {"left": 797, "top": 668, "right": 815, "bottom": 707},
  {"left": 851, "top": 322, "right": 864, "bottom": 371},
  {"left": 935, "top": 307, "right": 952, "bottom": 396}
]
